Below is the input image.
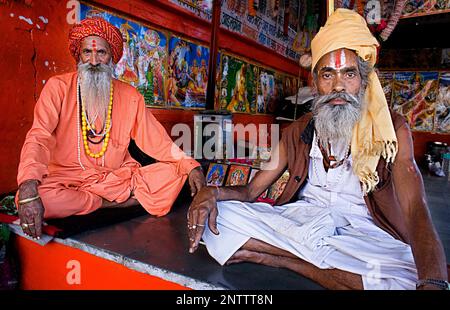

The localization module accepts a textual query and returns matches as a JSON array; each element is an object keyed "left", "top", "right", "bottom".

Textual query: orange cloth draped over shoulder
[{"left": 17, "top": 72, "right": 200, "bottom": 218}]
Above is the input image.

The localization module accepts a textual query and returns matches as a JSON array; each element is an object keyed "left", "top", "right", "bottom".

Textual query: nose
[
  {"left": 332, "top": 72, "right": 345, "bottom": 93},
  {"left": 89, "top": 52, "right": 99, "bottom": 66}
]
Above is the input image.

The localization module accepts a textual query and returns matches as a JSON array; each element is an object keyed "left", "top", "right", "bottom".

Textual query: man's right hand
[
  {"left": 18, "top": 180, "right": 44, "bottom": 239},
  {"left": 187, "top": 186, "right": 220, "bottom": 253}
]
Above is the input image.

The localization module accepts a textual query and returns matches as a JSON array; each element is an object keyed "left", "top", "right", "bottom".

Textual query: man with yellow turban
[
  {"left": 187, "top": 9, "right": 448, "bottom": 290},
  {"left": 16, "top": 17, "right": 205, "bottom": 239}
]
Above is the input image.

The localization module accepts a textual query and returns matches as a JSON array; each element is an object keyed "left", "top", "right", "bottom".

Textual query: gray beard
[
  {"left": 312, "top": 90, "right": 365, "bottom": 147},
  {"left": 78, "top": 60, "right": 114, "bottom": 125}
]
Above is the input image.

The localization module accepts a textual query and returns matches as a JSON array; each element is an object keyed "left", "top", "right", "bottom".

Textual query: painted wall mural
[
  {"left": 80, "top": 4, "right": 168, "bottom": 107},
  {"left": 79, "top": 3, "right": 301, "bottom": 115},
  {"left": 167, "top": 37, "right": 209, "bottom": 109},
  {"left": 384, "top": 70, "right": 449, "bottom": 133},
  {"left": 169, "top": 0, "right": 320, "bottom": 61},
  {"left": 378, "top": 71, "right": 394, "bottom": 107},
  {"left": 257, "top": 68, "right": 276, "bottom": 114},
  {"left": 402, "top": 0, "right": 450, "bottom": 17},
  {"left": 219, "top": 54, "right": 258, "bottom": 113},
  {"left": 435, "top": 73, "right": 450, "bottom": 133},
  {"left": 219, "top": 52, "right": 301, "bottom": 115}
]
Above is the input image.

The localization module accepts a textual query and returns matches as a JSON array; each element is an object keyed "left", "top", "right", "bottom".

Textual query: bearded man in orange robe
[{"left": 16, "top": 17, "right": 205, "bottom": 239}]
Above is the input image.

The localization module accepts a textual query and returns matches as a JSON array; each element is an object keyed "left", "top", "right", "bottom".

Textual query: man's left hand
[{"left": 188, "top": 166, "right": 206, "bottom": 196}]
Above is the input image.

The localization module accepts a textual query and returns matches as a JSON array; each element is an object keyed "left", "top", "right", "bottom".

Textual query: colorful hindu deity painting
[
  {"left": 403, "top": 0, "right": 450, "bottom": 17},
  {"left": 266, "top": 170, "right": 290, "bottom": 202},
  {"left": 435, "top": 72, "right": 450, "bottom": 133},
  {"left": 219, "top": 54, "right": 257, "bottom": 114},
  {"left": 167, "top": 37, "right": 209, "bottom": 108},
  {"left": 256, "top": 68, "right": 276, "bottom": 114},
  {"left": 225, "top": 165, "right": 251, "bottom": 186},
  {"left": 80, "top": 4, "right": 168, "bottom": 107},
  {"left": 206, "top": 163, "right": 228, "bottom": 186},
  {"left": 392, "top": 71, "right": 439, "bottom": 131},
  {"left": 378, "top": 71, "right": 394, "bottom": 107}
]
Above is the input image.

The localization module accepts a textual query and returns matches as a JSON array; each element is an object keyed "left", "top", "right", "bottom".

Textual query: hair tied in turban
[{"left": 69, "top": 17, "right": 124, "bottom": 64}]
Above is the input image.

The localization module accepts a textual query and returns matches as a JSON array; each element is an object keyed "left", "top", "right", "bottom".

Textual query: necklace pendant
[
  {"left": 328, "top": 155, "right": 337, "bottom": 162},
  {"left": 345, "top": 160, "right": 351, "bottom": 171}
]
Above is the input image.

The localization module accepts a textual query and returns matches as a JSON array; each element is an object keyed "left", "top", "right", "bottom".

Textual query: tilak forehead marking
[
  {"left": 318, "top": 49, "right": 347, "bottom": 72},
  {"left": 331, "top": 49, "right": 346, "bottom": 70}
]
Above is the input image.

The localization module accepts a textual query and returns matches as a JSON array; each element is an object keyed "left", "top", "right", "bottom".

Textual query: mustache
[
  {"left": 314, "top": 92, "right": 360, "bottom": 107},
  {"left": 78, "top": 62, "right": 113, "bottom": 73}
]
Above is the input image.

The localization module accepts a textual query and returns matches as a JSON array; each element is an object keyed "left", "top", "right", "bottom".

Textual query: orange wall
[
  {"left": 0, "top": 0, "right": 76, "bottom": 193},
  {"left": 0, "top": 0, "right": 296, "bottom": 194},
  {"left": 14, "top": 236, "right": 189, "bottom": 289},
  {"left": 1, "top": 1, "right": 447, "bottom": 195}
]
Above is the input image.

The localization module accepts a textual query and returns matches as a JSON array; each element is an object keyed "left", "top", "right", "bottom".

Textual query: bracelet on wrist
[
  {"left": 416, "top": 279, "right": 450, "bottom": 290},
  {"left": 18, "top": 195, "right": 40, "bottom": 205}
]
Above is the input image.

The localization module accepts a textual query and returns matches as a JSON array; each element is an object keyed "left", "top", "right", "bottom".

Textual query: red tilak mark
[{"left": 335, "top": 51, "right": 341, "bottom": 70}]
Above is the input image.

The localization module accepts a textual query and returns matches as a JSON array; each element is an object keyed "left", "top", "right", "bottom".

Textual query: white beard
[
  {"left": 312, "top": 90, "right": 365, "bottom": 148},
  {"left": 78, "top": 60, "right": 114, "bottom": 126}
]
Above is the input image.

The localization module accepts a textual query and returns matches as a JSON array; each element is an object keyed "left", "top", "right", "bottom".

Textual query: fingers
[
  {"left": 187, "top": 200, "right": 211, "bottom": 253},
  {"left": 193, "top": 179, "right": 205, "bottom": 196},
  {"left": 190, "top": 178, "right": 204, "bottom": 197},
  {"left": 19, "top": 208, "right": 33, "bottom": 237},
  {"left": 189, "top": 178, "right": 196, "bottom": 197},
  {"left": 34, "top": 208, "right": 43, "bottom": 239},
  {"left": 21, "top": 222, "right": 33, "bottom": 237},
  {"left": 191, "top": 223, "right": 206, "bottom": 253},
  {"left": 18, "top": 201, "right": 44, "bottom": 240},
  {"left": 188, "top": 205, "right": 200, "bottom": 253},
  {"left": 189, "top": 169, "right": 206, "bottom": 197},
  {"left": 208, "top": 206, "right": 220, "bottom": 235}
]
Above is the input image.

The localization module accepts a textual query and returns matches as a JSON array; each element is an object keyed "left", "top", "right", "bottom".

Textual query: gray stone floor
[
  {"left": 422, "top": 171, "right": 450, "bottom": 260},
  {"left": 65, "top": 172, "right": 449, "bottom": 290}
]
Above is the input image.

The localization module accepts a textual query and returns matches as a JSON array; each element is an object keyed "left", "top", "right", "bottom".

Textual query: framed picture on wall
[
  {"left": 219, "top": 54, "right": 257, "bottom": 114},
  {"left": 167, "top": 36, "right": 209, "bottom": 109},
  {"left": 225, "top": 165, "right": 251, "bottom": 186},
  {"left": 205, "top": 163, "right": 228, "bottom": 186},
  {"left": 80, "top": 3, "right": 168, "bottom": 107},
  {"left": 266, "top": 170, "right": 290, "bottom": 203},
  {"left": 248, "top": 168, "right": 259, "bottom": 182}
]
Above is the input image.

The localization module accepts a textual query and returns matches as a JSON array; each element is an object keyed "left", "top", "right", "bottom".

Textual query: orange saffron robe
[{"left": 17, "top": 72, "right": 200, "bottom": 218}]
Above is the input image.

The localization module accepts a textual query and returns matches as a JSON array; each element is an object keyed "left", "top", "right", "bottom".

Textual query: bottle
[{"left": 443, "top": 153, "right": 450, "bottom": 181}]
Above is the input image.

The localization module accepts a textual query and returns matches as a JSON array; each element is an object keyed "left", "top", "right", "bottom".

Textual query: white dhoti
[{"left": 202, "top": 135, "right": 418, "bottom": 290}]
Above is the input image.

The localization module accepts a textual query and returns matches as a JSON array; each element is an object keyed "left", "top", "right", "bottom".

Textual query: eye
[
  {"left": 97, "top": 50, "right": 106, "bottom": 56},
  {"left": 346, "top": 71, "right": 357, "bottom": 78},
  {"left": 321, "top": 72, "right": 333, "bottom": 79}
]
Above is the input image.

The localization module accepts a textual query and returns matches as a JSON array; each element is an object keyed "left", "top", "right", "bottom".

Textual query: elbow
[{"left": 246, "top": 187, "right": 258, "bottom": 202}]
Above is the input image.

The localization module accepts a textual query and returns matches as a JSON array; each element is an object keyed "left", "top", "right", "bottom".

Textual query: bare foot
[
  {"left": 226, "top": 249, "right": 279, "bottom": 266},
  {"left": 102, "top": 197, "right": 139, "bottom": 208}
]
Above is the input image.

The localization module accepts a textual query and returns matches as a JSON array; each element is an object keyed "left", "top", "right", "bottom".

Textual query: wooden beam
[{"left": 205, "top": 0, "right": 221, "bottom": 110}]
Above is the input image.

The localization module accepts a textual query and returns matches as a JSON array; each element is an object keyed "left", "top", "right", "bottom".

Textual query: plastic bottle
[{"left": 443, "top": 153, "right": 450, "bottom": 181}]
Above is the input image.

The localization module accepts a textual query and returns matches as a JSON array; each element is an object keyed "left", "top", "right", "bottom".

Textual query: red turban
[{"left": 69, "top": 17, "right": 124, "bottom": 64}]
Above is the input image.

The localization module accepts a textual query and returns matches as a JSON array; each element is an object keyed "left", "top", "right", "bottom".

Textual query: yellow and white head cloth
[{"left": 311, "top": 8, "right": 397, "bottom": 194}]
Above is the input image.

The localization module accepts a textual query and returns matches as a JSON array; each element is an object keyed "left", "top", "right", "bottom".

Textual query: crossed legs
[{"left": 226, "top": 238, "right": 363, "bottom": 290}]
